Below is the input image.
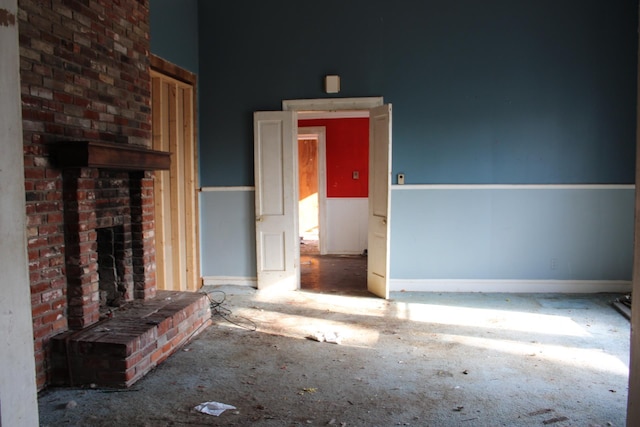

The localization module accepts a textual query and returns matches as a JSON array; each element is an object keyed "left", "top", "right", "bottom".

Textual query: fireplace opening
[
  {"left": 60, "top": 167, "right": 157, "bottom": 329},
  {"left": 97, "top": 226, "right": 126, "bottom": 309}
]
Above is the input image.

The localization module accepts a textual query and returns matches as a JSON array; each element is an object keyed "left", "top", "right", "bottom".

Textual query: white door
[
  {"left": 254, "top": 111, "right": 299, "bottom": 291},
  {"left": 367, "top": 104, "right": 392, "bottom": 299}
]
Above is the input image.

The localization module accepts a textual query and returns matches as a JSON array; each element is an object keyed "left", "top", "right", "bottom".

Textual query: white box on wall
[{"left": 325, "top": 75, "right": 340, "bottom": 94}]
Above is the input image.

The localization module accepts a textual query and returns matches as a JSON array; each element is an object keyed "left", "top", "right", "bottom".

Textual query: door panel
[
  {"left": 254, "top": 111, "right": 299, "bottom": 291},
  {"left": 257, "top": 121, "right": 285, "bottom": 215},
  {"left": 262, "top": 233, "right": 286, "bottom": 270},
  {"left": 367, "top": 104, "right": 392, "bottom": 299}
]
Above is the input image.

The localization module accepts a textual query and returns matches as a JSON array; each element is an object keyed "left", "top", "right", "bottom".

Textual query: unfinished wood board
[{"left": 151, "top": 69, "right": 199, "bottom": 292}]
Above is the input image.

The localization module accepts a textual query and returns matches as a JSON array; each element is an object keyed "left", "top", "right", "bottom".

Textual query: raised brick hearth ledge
[{"left": 50, "top": 291, "right": 211, "bottom": 388}]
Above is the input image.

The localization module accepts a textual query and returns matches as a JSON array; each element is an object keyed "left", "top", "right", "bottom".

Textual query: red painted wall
[{"left": 299, "top": 118, "right": 369, "bottom": 198}]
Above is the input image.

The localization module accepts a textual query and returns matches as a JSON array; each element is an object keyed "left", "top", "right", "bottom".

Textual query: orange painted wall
[{"left": 299, "top": 117, "right": 369, "bottom": 198}]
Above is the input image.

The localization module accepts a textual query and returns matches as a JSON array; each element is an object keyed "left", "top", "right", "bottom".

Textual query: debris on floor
[
  {"left": 194, "top": 401, "right": 237, "bottom": 416},
  {"left": 307, "top": 331, "right": 342, "bottom": 344},
  {"left": 612, "top": 294, "right": 631, "bottom": 320},
  {"left": 542, "top": 416, "right": 569, "bottom": 425}
]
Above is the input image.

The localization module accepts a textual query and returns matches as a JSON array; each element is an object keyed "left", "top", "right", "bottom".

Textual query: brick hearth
[{"left": 50, "top": 291, "right": 211, "bottom": 388}]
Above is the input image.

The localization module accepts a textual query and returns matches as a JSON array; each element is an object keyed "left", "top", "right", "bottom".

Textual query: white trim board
[
  {"left": 390, "top": 279, "right": 632, "bottom": 293},
  {"left": 202, "top": 276, "right": 257, "bottom": 287},
  {"left": 283, "top": 97, "right": 384, "bottom": 112},
  {"left": 201, "top": 277, "right": 631, "bottom": 293},
  {"left": 299, "top": 111, "right": 370, "bottom": 120},
  {"left": 200, "top": 186, "right": 255, "bottom": 192},
  {"left": 392, "top": 184, "right": 635, "bottom": 190},
  {"left": 200, "top": 185, "right": 635, "bottom": 192}
]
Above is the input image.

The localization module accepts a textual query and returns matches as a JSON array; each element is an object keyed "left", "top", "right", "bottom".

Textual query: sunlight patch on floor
[
  {"left": 393, "top": 302, "right": 591, "bottom": 337},
  {"left": 227, "top": 307, "right": 383, "bottom": 347},
  {"left": 437, "top": 332, "right": 629, "bottom": 377},
  {"left": 256, "top": 291, "right": 390, "bottom": 316}
]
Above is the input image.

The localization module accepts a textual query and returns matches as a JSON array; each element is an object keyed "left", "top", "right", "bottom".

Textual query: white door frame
[
  {"left": 298, "top": 126, "right": 328, "bottom": 255},
  {"left": 288, "top": 98, "right": 383, "bottom": 258},
  {"left": 282, "top": 97, "right": 390, "bottom": 297}
]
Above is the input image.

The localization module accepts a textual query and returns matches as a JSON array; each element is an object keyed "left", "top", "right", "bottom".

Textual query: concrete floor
[
  {"left": 38, "top": 243, "right": 631, "bottom": 426},
  {"left": 38, "top": 280, "right": 630, "bottom": 426}
]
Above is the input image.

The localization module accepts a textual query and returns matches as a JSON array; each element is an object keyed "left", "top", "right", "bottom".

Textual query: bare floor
[
  {"left": 38, "top": 287, "right": 630, "bottom": 427},
  {"left": 300, "top": 238, "right": 367, "bottom": 294},
  {"left": 301, "top": 254, "right": 367, "bottom": 293}
]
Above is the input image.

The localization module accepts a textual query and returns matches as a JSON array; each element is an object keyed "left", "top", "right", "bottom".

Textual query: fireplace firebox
[{"left": 55, "top": 141, "right": 170, "bottom": 329}]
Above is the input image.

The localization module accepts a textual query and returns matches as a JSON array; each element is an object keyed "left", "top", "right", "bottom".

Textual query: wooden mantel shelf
[{"left": 53, "top": 141, "right": 171, "bottom": 171}]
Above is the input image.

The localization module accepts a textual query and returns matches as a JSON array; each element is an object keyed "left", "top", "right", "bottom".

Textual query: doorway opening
[
  {"left": 297, "top": 127, "right": 325, "bottom": 256},
  {"left": 297, "top": 118, "right": 369, "bottom": 294},
  {"left": 254, "top": 97, "right": 391, "bottom": 298}
]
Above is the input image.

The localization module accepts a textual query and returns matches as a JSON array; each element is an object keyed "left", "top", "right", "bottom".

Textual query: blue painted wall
[
  {"left": 391, "top": 188, "right": 634, "bottom": 281},
  {"left": 198, "top": 0, "right": 637, "bottom": 186},
  {"left": 149, "top": 0, "right": 199, "bottom": 74},
  {"left": 200, "top": 191, "right": 256, "bottom": 277},
  {"left": 150, "top": 0, "right": 637, "bottom": 283}
]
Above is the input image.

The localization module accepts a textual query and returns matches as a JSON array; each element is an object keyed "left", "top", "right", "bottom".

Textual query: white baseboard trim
[
  {"left": 389, "top": 279, "right": 632, "bottom": 293},
  {"left": 391, "top": 184, "right": 635, "bottom": 191},
  {"left": 201, "top": 277, "right": 631, "bottom": 293},
  {"left": 202, "top": 276, "right": 257, "bottom": 288},
  {"left": 200, "top": 186, "right": 254, "bottom": 192}
]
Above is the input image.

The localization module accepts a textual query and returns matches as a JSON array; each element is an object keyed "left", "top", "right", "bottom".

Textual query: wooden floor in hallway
[{"left": 299, "top": 239, "right": 368, "bottom": 294}]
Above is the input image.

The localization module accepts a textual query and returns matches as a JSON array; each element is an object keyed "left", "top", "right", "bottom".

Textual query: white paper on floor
[
  {"left": 194, "top": 401, "right": 237, "bottom": 416},
  {"left": 308, "top": 331, "right": 342, "bottom": 344}
]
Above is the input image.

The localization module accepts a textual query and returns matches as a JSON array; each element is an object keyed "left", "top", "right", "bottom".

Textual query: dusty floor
[{"left": 38, "top": 287, "right": 630, "bottom": 427}]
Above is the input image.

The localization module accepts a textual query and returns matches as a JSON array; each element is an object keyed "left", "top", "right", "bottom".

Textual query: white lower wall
[
  {"left": 325, "top": 198, "right": 368, "bottom": 254},
  {"left": 0, "top": 1, "right": 40, "bottom": 424}
]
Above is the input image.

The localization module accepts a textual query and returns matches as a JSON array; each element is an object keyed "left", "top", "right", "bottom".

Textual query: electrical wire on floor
[{"left": 200, "top": 289, "right": 257, "bottom": 331}]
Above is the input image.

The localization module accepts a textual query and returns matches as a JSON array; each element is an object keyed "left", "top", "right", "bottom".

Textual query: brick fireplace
[
  {"left": 49, "top": 143, "right": 212, "bottom": 389},
  {"left": 54, "top": 141, "right": 171, "bottom": 328},
  {"left": 18, "top": 0, "right": 209, "bottom": 389}
]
